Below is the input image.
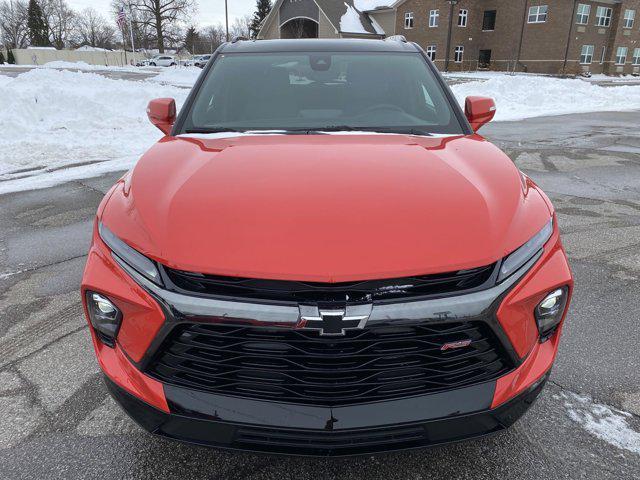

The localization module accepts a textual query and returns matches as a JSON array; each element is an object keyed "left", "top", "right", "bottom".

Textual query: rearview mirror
[
  {"left": 464, "top": 96, "right": 496, "bottom": 132},
  {"left": 147, "top": 98, "right": 176, "bottom": 135}
]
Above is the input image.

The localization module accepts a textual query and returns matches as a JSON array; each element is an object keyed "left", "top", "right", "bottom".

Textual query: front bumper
[
  {"left": 82, "top": 217, "right": 572, "bottom": 455},
  {"left": 106, "top": 366, "right": 549, "bottom": 457}
]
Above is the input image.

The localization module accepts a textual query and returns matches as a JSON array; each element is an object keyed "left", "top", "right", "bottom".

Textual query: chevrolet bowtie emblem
[{"left": 299, "top": 306, "right": 371, "bottom": 336}]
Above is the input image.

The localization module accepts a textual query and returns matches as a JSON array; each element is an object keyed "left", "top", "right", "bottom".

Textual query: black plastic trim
[{"left": 104, "top": 371, "right": 549, "bottom": 457}]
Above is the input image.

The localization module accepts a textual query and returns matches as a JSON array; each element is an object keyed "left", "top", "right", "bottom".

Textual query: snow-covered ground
[
  {"left": 559, "top": 392, "right": 640, "bottom": 455},
  {"left": 448, "top": 71, "right": 640, "bottom": 121},
  {"left": 0, "top": 68, "right": 191, "bottom": 194},
  {"left": 2, "top": 65, "right": 640, "bottom": 194}
]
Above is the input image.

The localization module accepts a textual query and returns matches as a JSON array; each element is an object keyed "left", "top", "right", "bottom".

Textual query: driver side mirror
[
  {"left": 464, "top": 96, "right": 496, "bottom": 132},
  {"left": 147, "top": 98, "right": 176, "bottom": 135}
]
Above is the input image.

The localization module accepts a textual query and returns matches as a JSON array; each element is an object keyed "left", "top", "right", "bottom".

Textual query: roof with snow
[
  {"left": 316, "top": 0, "right": 382, "bottom": 35},
  {"left": 353, "top": 0, "right": 398, "bottom": 12},
  {"left": 259, "top": 0, "right": 387, "bottom": 38}
]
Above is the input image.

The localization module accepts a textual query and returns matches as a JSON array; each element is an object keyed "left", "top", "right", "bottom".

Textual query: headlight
[
  {"left": 98, "top": 222, "right": 162, "bottom": 286},
  {"left": 498, "top": 218, "right": 553, "bottom": 282}
]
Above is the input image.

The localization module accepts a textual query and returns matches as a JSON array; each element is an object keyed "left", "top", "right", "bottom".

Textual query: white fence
[{"left": 7, "top": 48, "right": 142, "bottom": 67}]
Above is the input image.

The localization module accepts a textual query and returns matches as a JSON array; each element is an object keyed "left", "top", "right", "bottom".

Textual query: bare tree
[
  {"left": 73, "top": 7, "right": 116, "bottom": 49},
  {"left": 200, "top": 23, "right": 225, "bottom": 54},
  {"left": 110, "top": 1, "right": 158, "bottom": 51},
  {"left": 230, "top": 14, "right": 252, "bottom": 39},
  {"left": 0, "top": 0, "right": 29, "bottom": 49},
  {"left": 129, "top": 0, "right": 196, "bottom": 53},
  {"left": 41, "top": 0, "right": 76, "bottom": 49}
]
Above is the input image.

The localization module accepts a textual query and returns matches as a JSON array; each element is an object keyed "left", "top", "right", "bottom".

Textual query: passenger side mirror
[
  {"left": 464, "top": 96, "right": 496, "bottom": 132},
  {"left": 147, "top": 98, "right": 176, "bottom": 135}
]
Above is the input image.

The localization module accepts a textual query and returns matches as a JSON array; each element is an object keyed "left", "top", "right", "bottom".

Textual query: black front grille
[
  {"left": 161, "top": 264, "right": 496, "bottom": 303},
  {"left": 147, "top": 321, "right": 512, "bottom": 406},
  {"left": 235, "top": 424, "right": 427, "bottom": 451}
]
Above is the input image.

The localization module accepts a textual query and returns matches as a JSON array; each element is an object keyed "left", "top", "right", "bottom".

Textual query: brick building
[{"left": 259, "top": 1, "right": 640, "bottom": 75}]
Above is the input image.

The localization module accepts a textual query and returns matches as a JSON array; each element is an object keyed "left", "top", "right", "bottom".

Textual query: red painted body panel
[
  {"left": 82, "top": 222, "right": 165, "bottom": 363},
  {"left": 496, "top": 217, "right": 573, "bottom": 358},
  {"left": 491, "top": 326, "right": 563, "bottom": 409},
  {"left": 100, "top": 134, "right": 552, "bottom": 282}
]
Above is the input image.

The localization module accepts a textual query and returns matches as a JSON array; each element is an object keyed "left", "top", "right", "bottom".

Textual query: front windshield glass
[{"left": 182, "top": 52, "right": 464, "bottom": 135}]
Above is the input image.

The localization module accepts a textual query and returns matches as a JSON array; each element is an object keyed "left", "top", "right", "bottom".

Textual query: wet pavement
[{"left": 1, "top": 111, "right": 639, "bottom": 479}]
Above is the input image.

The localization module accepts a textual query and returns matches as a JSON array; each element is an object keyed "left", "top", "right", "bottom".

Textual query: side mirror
[
  {"left": 464, "top": 96, "right": 496, "bottom": 132},
  {"left": 147, "top": 98, "right": 176, "bottom": 135}
]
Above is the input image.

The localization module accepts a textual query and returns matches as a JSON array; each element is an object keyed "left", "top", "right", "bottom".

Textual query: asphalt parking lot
[{"left": 1, "top": 111, "right": 639, "bottom": 479}]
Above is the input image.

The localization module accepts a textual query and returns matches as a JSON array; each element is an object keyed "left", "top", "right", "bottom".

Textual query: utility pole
[
  {"left": 562, "top": 0, "right": 579, "bottom": 75},
  {"left": 225, "top": 0, "right": 229, "bottom": 41},
  {"left": 444, "top": 0, "right": 458, "bottom": 72}
]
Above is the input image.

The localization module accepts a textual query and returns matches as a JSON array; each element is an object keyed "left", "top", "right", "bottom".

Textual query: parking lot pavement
[{"left": 1, "top": 111, "right": 639, "bottom": 479}]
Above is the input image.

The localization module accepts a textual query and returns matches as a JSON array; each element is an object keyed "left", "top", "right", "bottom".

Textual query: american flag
[{"left": 117, "top": 7, "right": 126, "bottom": 30}]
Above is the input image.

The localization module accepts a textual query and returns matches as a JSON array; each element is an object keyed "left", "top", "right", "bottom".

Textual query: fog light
[
  {"left": 86, "top": 292, "right": 122, "bottom": 347},
  {"left": 535, "top": 287, "right": 568, "bottom": 338}
]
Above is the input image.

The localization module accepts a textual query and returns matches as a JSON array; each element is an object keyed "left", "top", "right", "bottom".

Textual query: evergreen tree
[
  {"left": 27, "top": 0, "right": 51, "bottom": 47},
  {"left": 8, "top": 49, "right": 16, "bottom": 64},
  {"left": 249, "top": 0, "right": 272, "bottom": 39},
  {"left": 0, "top": 51, "right": 5, "bottom": 64},
  {"left": 184, "top": 26, "right": 200, "bottom": 54}
]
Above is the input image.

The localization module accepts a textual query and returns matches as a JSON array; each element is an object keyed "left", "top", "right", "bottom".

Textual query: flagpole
[
  {"left": 118, "top": 7, "right": 127, "bottom": 66},
  {"left": 127, "top": 2, "right": 136, "bottom": 65},
  {"left": 121, "top": 28, "right": 128, "bottom": 66}
]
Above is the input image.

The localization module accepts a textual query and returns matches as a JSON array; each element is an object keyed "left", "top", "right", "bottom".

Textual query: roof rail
[
  {"left": 384, "top": 35, "right": 407, "bottom": 43},
  {"left": 231, "top": 36, "right": 249, "bottom": 43}
]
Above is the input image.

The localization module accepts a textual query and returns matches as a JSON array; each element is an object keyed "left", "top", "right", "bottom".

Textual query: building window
[
  {"left": 576, "top": 4, "right": 590, "bottom": 25},
  {"left": 623, "top": 9, "right": 635, "bottom": 29},
  {"left": 426, "top": 45, "right": 436, "bottom": 61},
  {"left": 482, "top": 10, "right": 496, "bottom": 31},
  {"left": 404, "top": 12, "right": 414, "bottom": 29},
  {"left": 596, "top": 7, "right": 612, "bottom": 27},
  {"left": 454, "top": 45, "right": 464, "bottom": 63},
  {"left": 616, "top": 46, "right": 628, "bottom": 65},
  {"left": 458, "top": 9, "right": 468, "bottom": 27},
  {"left": 600, "top": 46, "right": 606, "bottom": 64},
  {"left": 528, "top": 5, "right": 548, "bottom": 23},
  {"left": 580, "top": 45, "right": 594, "bottom": 64},
  {"left": 429, "top": 9, "right": 439, "bottom": 28},
  {"left": 633, "top": 48, "right": 640, "bottom": 65}
]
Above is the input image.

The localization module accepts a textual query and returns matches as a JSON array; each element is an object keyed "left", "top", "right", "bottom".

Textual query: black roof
[{"left": 220, "top": 38, "right": 419, "bottom": 54}]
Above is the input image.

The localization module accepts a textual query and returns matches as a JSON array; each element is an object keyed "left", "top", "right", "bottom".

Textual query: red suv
[{"left": 81, "top": 39, "right": 573, "bottom": 456}]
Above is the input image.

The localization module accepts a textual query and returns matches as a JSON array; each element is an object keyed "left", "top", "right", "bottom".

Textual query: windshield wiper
[
  {"left": 184, "top": 127, "right": 245, "bottom": 134},
  {"left": 311, "top": 125, "right": 360, "bottom": 132},
  {"left": 304, "top": 126, "right": 433, "bottom": 136}
]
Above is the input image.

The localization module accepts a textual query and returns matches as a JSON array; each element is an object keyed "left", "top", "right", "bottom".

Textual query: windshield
[{"left": 181, "top": 52, "right": 464, "bottom": 135}]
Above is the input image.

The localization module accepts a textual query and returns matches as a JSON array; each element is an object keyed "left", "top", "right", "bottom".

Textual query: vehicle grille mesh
[{"left": 147, "top": 321, "right": 512, "bottom": 406}]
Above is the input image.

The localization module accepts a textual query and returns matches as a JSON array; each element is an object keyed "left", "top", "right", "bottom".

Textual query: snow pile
[
  {"left": 43, "top": 60, "right": 100, "bottom": 70},
  {"left": 0, "top": 68, "right": 189, "bottom": 193},
  {"left": 340, "top": 3, "right": 369, "bottom": 34},
  {"left": 450, "top": 74, "right": 640, "bottom": 121},
  {"left": 150, "top": 66, "right": 203, "bottom": 87},
  {"left": 354, "top": 0, "right": 395, "bottom": 10},
  {"left": 559, "top": 392, "right": 640, "bottom": 455}
]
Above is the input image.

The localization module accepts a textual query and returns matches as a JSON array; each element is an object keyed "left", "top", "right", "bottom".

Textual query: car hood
[{"left": 101, "top": 134, "right": 552, "bottom": 282}]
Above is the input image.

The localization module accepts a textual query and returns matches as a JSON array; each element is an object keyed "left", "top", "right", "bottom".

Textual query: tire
[{"left": 170, "top": 62, "right": 176, "bottom": 66}]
